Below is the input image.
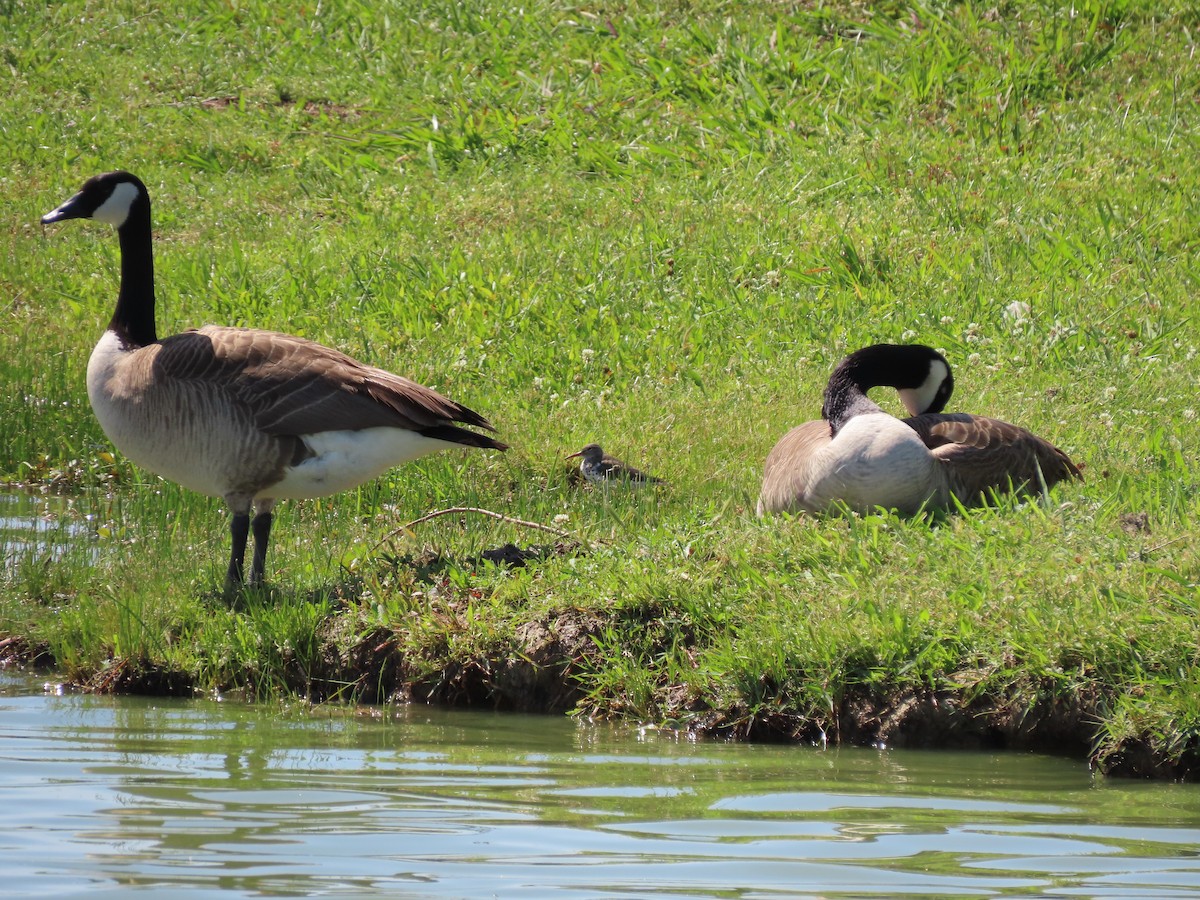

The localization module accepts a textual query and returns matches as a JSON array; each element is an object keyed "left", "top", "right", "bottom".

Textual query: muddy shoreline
[{"left": 3, "top": 609, "right": 1192, "bottom": 782}]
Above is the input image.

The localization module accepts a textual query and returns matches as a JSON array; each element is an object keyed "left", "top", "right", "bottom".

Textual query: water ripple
[{"left": 2, "top": 675, "right": 1199, "bottom": 897}]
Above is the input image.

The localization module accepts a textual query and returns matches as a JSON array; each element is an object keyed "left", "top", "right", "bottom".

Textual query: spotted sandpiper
[{"left": 566, "top": 443, "right": 663, "bottom": 486}]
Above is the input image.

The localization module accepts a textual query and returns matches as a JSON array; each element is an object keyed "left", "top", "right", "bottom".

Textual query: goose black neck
[
  {"left": 822, "top": 364, "right": 884, "bottom": 436},
  {"left": 821, "top": 343, "right": 933, "bottom": 435},
  {"left": 110, "top": 199, "right": 157, "bottom": 348}
]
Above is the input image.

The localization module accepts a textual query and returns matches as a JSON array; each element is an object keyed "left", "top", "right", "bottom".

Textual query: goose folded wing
[
  {"left": 152, "top": 326, "right": 496, "bottom": 435},
  {"left": 907, "top": 412, "right": 1081, "bottom": 500}
]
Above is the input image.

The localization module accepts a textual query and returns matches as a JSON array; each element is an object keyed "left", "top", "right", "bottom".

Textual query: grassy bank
[{"left": 2, "top": 0, "right": 1198, "bottom": 778}]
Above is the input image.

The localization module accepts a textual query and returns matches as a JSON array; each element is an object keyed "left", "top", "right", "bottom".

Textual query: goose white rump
[{"left": 271, "top": 428, "right": 466, "bottom": 499}]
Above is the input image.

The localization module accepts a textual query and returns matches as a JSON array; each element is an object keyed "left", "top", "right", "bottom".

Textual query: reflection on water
[
  {"left": 2, "top": 671, "right": 1199, "bottom": 898},
  {"left": 0, "top": 489, "right": 95, "bottom": 567}
]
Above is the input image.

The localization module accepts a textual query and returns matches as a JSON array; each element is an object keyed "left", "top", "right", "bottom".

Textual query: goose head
[
  {"left": 42, "top": 171, "right": 149, "bottom": 230},
  {"left": 822, "top": 343, "right": 953, "bottom": 435},
  {"left": 42, "top": 170, "right": 159, "bottom": 347}
]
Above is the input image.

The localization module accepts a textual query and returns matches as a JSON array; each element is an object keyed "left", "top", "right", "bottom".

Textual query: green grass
[{"left": 2, "top": 0, "right": 1199, "bottom": 777}]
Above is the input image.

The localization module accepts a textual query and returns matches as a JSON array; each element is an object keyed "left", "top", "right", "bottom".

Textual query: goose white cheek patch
[
  {"left": 899, "top": 359, "right": 950, "bottom": 416},
  {"left": 93, "top": 181, "right": 140, "bottom": 227}
]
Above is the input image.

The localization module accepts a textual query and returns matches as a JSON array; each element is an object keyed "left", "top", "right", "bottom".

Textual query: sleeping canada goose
[
  {"left": 566, "top": 443, "right": 663, "bottom": 485},
  {"left": 756, "top": 343, "right": 1081, "bottom": 517},
  {"left": 42, "top": 171, "right": 508, "bottom": 587}
]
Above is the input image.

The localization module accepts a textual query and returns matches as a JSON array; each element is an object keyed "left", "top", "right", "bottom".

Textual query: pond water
[
  {"left": 2, "top": 672, "right": 1199, "bottom": 898},
  {"left": 0, "top": 488, "right": 94, "bottom": 567}
]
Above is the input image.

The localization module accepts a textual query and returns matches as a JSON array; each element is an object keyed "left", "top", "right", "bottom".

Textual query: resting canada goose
[
  {"left": 42, "top": 171, "right": 508, "bottom": 587},
  {"left": 566, "top": 443, "right": 663, "bottom": 485},
  {"left": 756, "top": 343, "right": 1081, "bottom": 517}
]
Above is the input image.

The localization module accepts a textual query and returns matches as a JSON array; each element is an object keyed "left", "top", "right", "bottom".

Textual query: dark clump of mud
[
  {"left": 681, "top": 681, "right": 1198, "bottom": 780},
  {"left": 1118, "top": 511, "right": 1151, "bottom": 534},
  {"left": 86, "top": 657, "right": 195, "bottom": 696},
  {"left": 469, "top": 542, "right": 573, "bottom": 570},
  {"left": 0, "top": 635, "right": 53, "bottom": 669},
  {"left": 302, "top": 543, "right": 605, "bottom": 712},
  {"left": 315, "top": 620, "right": 408, "bottom": 705},
  {"left": 388, "top": 610, "right": 608, "bottom": 713},
  {"left": 1098, "top": 737, "right": 1197, "bottom": 780},
  {"left": 836, "top": 685, "right": 1099, "bottom": 759},
  {"left": 487, "top": 613, "right": 608, "bottom": 711}
]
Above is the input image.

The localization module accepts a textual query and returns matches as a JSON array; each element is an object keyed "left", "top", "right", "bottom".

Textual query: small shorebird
[
  {"left": 42, "top": 171, "right": 508, "bottom": 587},
  {"left": 566, "top": 443, "right": 663, "bottom": 486}
]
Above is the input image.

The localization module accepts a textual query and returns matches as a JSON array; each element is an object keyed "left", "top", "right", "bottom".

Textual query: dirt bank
[{"left": 2, "top": 607, "right": 1193, "bottom": 781}]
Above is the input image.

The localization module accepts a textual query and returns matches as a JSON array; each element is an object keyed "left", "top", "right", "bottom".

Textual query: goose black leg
[
  {"left": 249, "top": 511, "right": 273, "bottom": 586},
  {"left": 226, "top": 512, "right": 250, "bottom": 587}
]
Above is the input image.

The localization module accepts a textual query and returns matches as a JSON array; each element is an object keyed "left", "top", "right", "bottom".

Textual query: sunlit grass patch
[{"left": 2, "top": 0, "right": 1198, "bottom": 777}]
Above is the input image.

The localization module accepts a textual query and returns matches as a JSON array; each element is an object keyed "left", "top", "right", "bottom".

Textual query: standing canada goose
[
  {"left": 566, "top": 443, "right": 663, "bottom": 486},
  {"left": 42, "top": 171, "right": 508, "bottom": 587},
  {"left": 756, "top": 343, "right": 1081, "bottom": 517}
]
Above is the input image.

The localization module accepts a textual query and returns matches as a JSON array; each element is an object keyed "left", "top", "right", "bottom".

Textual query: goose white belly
[
  {"left": 805, "top": 413, "right": 943, "bottom": 514},
  {"left": 266, "top": 427, "right": 460, "bottom": 500}
]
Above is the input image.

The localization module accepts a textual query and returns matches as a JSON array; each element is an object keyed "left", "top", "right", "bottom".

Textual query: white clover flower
[
  {"left": 1048, "top": 321, "right": 1073, "bottom": 342},
  {"left": 553, "top": 514, "right": 569, "bottom": 525},
  {"left": 1003, "top": 300, "right": 1031, "bottom": 323},
  {"left": 1183, "top": 409, "right": 1197, "bottom": 421},
  {"left": 581, "top": 348, "right": 596, "bottom": 366},
  {"left": 901, "top": 329, "right": 917, "bottom": 341}
]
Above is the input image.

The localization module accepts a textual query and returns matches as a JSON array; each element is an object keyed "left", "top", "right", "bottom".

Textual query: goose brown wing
[
  {"left": 906, "top": 412, "right": 1081, "bottom": 501},
  {"left": 151, "top": 326, "right": 501, "bottom": 439}
]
